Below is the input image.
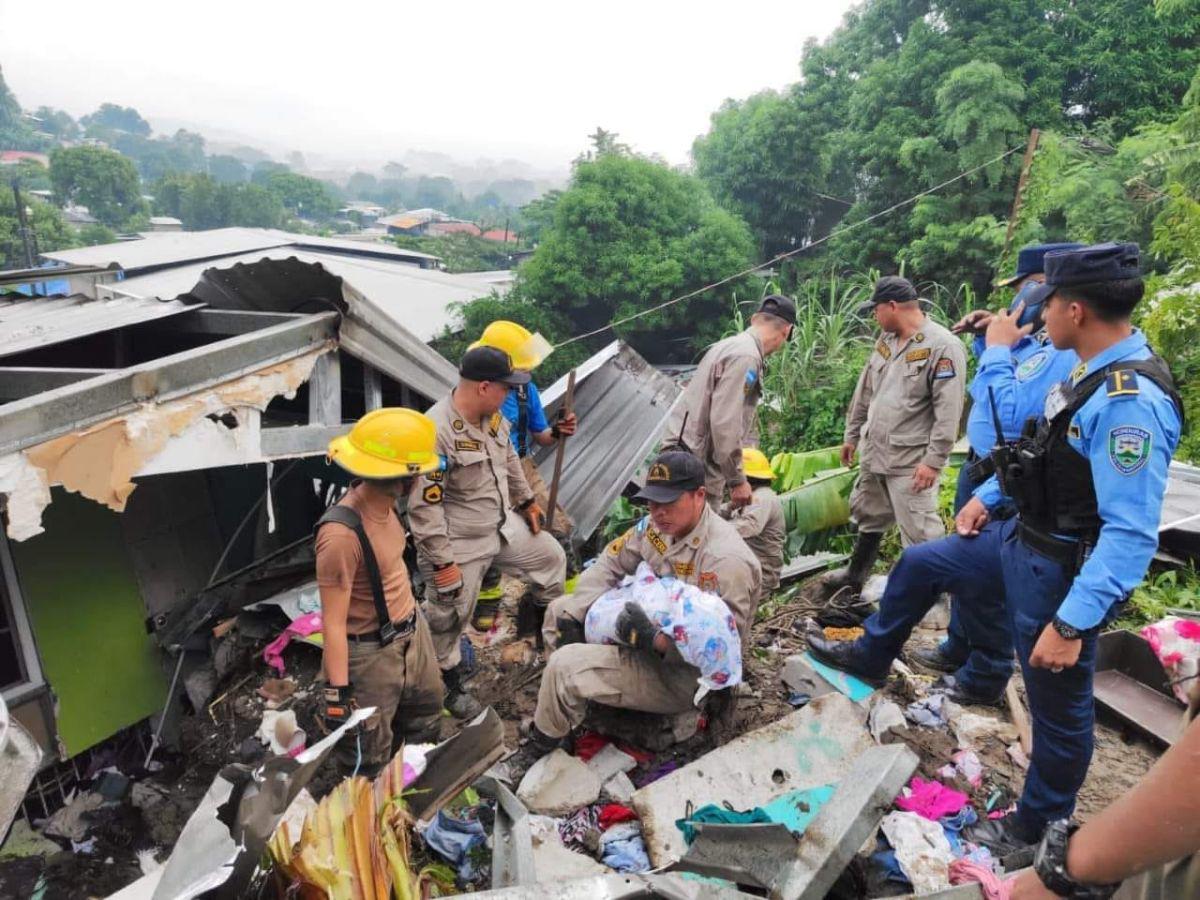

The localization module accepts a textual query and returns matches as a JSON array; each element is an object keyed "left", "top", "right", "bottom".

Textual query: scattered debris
[
  {"left": 257, "top": 709, "right": 306, "bottom": 756},
  {"left": 906, "top": 694, "right": 957, "bottom": 729},
  {"left": 869, "top": 699, "right": 909, "bottom": 743},
  {"left": 0, "top": 695, "right": 43, "bottom": 837},
  {"left": 517, "top": 750, "right": 602, "bottom": 816},
  {"left": 600, "top": 772, "right": 636, "bottom": 804},
  {"left": 583, "top": 744, "right": 638, "bottom": 784},
  {"left": 43, "top": 791, "right": 105, "bottom": 842},
  {"left": 0, "top": 819, "right": 62, "bottom": 860},
  {"left": 879, "top": 810, "right": 955, "bottom": 894},
  {"left": 256, "top": 677, "right": 298, "bottom": 707}
]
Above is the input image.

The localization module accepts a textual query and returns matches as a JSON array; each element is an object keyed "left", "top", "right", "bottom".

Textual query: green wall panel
[{"left": 10, "top": 490, "right": 167, "bottom": 756}]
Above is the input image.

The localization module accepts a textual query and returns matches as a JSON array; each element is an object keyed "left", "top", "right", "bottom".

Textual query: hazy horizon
[{"left": 1, "top": 0, "right": 855, "bottom": 178}]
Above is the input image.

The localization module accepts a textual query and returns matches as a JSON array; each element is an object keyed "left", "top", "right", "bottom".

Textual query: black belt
[
  {"left": 1017, "top": 522, "right": 1090, "bottom": 571},
  {"left": 347, "top": 611, "right": 417, "bottom": 644}
]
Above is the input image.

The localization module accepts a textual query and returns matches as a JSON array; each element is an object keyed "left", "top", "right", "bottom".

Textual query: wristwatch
[
  {"left": 1052, "top": 616, "right": 1084, "bottom": 641},
  {"left": 1033, "top": 819, "right": 1121, "bottom": 899}
]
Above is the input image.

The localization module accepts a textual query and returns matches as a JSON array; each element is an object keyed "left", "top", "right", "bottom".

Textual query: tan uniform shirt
[
  {"left": 843, "top": 317, "right": 967, "bottom": 475},
  {"left": 315, "top": 483, "right": 416, "bottom": 634},
  {"left": 664, "top": 330, "right": 765, "bottom": 488},
  {"left": 726, "top": 485, "right": 786, "bottom": 597},
  {"left": 408, "top": 394, "right": 533, "bottom": 568},
  {"left": 573, "top": 506, "right": 762, "bottom": 645}
]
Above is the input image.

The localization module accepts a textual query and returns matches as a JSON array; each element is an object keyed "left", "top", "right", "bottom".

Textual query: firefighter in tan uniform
[
  {"left": 724, "top": 447, "right": 786, "bottom": 603},
  {"left": 663, "top": 295, "right": 796, "bottom": 511},
  {"left": 514, "top": 451, "right": 760, "bottom": 773},
  {"left": 408, "top": 346, "right": 567, "bottom": 718},
  {"left": 821, "top": 276, "right": 967, "bottom": 596}
]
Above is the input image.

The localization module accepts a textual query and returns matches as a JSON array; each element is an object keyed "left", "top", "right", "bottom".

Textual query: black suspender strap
[
  {"left": 516, "top": 384, "right": 529, "bottom": 458},
  {"left": 316, "top": 504, "right": 396, "bottom": 645}
]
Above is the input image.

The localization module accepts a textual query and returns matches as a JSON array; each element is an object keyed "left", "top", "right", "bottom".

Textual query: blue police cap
[
  {"left": 997, "top": 242, "right": 1086, "bottom": 286},
  {"left": 1044, "top": 242, "right": 1141, "bottom": 287}
]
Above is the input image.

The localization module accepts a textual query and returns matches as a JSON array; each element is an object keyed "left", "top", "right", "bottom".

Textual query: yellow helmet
[
  {"left": 469, "top": 319, "right": 553, "bottom": 370},
  {"left": 327, "top": 408, "right": 443, "bottom": 479},
  {"left": 742, "top": 447, "right": 774, "bottom": 482}
]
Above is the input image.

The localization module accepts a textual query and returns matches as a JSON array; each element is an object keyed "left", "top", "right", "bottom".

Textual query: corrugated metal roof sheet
[
  {"left": 106, "top": 249, "right": 490, "bottom": 342},
  {"left": 532, "top": 341, "right": 680, "bottom": 543},
  {"left": 41, "top": 227, "right": 439, "bottom": 273},
  {"left": 0, "top": 293, "right": 199, "bottom": 359}
]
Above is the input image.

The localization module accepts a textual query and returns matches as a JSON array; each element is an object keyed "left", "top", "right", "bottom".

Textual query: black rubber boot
[
  {"left": 820, "top": 531, "right": 884, "bottom": 594},
  {"left": 931, "top": 674, "right": 1006, "bottom": 708},
  {"left": 506, "top": 724, "right": 561, "bottom": 781},
  {"left": 556, "top": 616, "right": 585, "bottom": 647},
  {"left": 909, "top": 645, "right": 961, "bottom": 674},
  {"left": 442, "top": 666, "right": 483, "bottom": 719},
  {"left": 802, "top": 619, "right": 889, "bottom": 687},
  {"left": 964, "top": 815, "right": 1041, "bottom": 868}
]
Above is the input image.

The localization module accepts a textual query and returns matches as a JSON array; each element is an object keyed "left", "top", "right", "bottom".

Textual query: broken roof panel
[
  {"left": 41, "top": 226, "right": 439, "bottom": 274},
  {"left": 0, "top": 293, "right": 200, "bottom": 358},
  {"left": 533, "top": 341, "right": 680, "bottom": 543}
]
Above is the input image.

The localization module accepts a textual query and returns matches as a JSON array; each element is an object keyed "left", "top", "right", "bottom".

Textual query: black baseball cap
[
  {"left": 758, "top": 294, "right": 797, "bottom": 326},
  {"left": 1020, "top": 242, "right": 1142, "bottom": 309},
  {"left": 635, "top": 450, "right": 705, "bottom": 503},
  {"left": 459, "top": 345, "right": 530, "bottom": 385},
  {"left": 856, "top": 276, "right": 932, "bottom": 315}
]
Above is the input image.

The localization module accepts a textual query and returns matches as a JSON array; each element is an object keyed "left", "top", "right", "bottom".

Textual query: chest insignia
[{"left": 455, "top": 439, "right": 483, "bottom": 452}]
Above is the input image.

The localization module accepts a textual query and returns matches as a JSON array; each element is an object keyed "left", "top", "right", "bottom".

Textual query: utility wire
[{"left": 555, "top": 143, "right": 1025, "bottom": 349}]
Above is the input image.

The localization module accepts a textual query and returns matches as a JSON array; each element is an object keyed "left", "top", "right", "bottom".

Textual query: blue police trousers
[
  {"left": 850, "top": 518, "right": 1098, "bottom": 832},
  {"left": 937, "top": 464, "right": 1015, "bottom": 697}
]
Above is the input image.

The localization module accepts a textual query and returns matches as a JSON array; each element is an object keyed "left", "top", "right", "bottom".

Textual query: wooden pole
[
  {"left": 1006, "top": 680, "right": 1034, "bottom": 757},
  {"left": 1002, "top": 127, "right": 1041, "bottom": 258},
  {"left": 545, "top": 369, "right": 577, "bottom": 529}
]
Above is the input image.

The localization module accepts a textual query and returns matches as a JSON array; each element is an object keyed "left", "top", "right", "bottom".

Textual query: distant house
[
  {"left": 0, "top": 151, "right": 51, "bottom": 168},
  {"left": 481, "top": 227, "right": 520, "bottom": 245},
  {"left": 425, "top": 221, "right": 482, "bottom": 238},
  {"left": 378, "top": 208, "right": 456, "bottom": 237},
  {"left": 61, "top": 205, "right": 98, "bottom": 226},
  {"left": 148, "top": 216, "right": 183, "bottom": 233},
  {"left": 338, "top": 201, "right": 388, "bottom": 227}
]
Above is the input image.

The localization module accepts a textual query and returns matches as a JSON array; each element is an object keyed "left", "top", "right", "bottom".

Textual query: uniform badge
[
  {"left": 698, "top": 571, "right": 719, "bottom": 592},
  {"left": 913, "top": 332, "right": 925, "bottom": 343},
  {"left": 451, "top": 418, "right": 465, "bottom": 432},
  {"left": 427, "top": 469, "right": 445, "bottom": 483},
  {"left": 933, "top": 358, "right": 956, "bottom": 380},
  {"left": 1067, "top": 422, "right": 1082, "bottom": 440},
  {"left": 1070, "top": 362, "right": 1088, "bottom": 385},
  {"left": 1016, "top": 350, "right": 1049, "bottom": 381},
  {"left": 647, "top": 463, "right": 671, "bottom": 482},
  {"left": 455, "top": 439, "right": 482, "bottom": 452},
  {"left": 1109, "top": 426, "right": 1152, "bottom": 475},
  {"left": 743, "top": 368, "right": 759, "bottom": 397},
  {"left": 609, "top": 532, "right": 630, "bottom": 556},
  {"left": 673, "top": 562, "right": 695, "bottom": 578},
  {"left": 905, "top": 348, "right": 930, "bottom": 363},
  {"left": 875, "top": 340, "right": 892, "bottom": 360},
  {"left": 422, "top": 484, "right": 443, "bottom": 504},
  {"left": 646, "top": 529, "right": 668, "bottom": 555},
  {"left": 1106, "top": 370, "right": 1140, "bottom": 397}
]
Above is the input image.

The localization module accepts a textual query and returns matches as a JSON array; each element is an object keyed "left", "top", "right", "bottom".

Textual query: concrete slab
[
  {"left": 517, "top": 749, "right": 602, "bottom": 815},
  {"left": 783, "top": 652, "right": 876, "bottom": 705},
  {"left": 631, "top": 693, "right": 873, "bottom": 866}
]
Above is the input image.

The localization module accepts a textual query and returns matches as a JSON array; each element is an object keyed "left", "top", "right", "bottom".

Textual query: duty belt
[
  {"left": 1016, "top": 521, "right": 1092, "bottom": 574},
  {"left": 347, "top": 611, "right": 417, "bottom": 644}
]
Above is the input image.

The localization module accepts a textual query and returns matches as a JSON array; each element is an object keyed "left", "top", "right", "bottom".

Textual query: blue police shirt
[
  {"left": 966, "top": 333, "right": 1079, "bottom": 455},
  {"left": 500, "top": 381, "right": 549, "bottom": 452},
  {"left": 975, "top": 330, "right": 1181, "bottom": 629}
]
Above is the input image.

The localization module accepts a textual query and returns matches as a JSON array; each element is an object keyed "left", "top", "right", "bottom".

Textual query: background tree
[
  {"left": 0, "top": 192, "right": 74, "bottom": 268},
  {"left": 7, "top": 158, "right": 51, "bottom": 191},
  {"left": 49, "top": 145, "right": 144, "bottom": 226},
  {"left": 345, "top": 171, "right": 378, "bottom": 199},
  {"left": 208, "top": 154, "right": 249, "bottom": 184},
  {"left": 80, "top": 102, "right": 151, "bottom": 139},
  {"left": 264, "top": 171, "right": 338, "bottom": 221},
  {"left": 32, "top": 105, "right": 79, "bottom": 141},
  {"left": 0, "top": 65, "right": 39, "bottom": 150}
]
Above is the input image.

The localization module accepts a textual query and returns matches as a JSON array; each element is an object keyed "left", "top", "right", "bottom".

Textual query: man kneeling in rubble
[
  {"left": 511, "top": 451, "right": 761, "bottom": 773},
  {"left": 316, "top": 408, "right": 447, "bottom": 777}
]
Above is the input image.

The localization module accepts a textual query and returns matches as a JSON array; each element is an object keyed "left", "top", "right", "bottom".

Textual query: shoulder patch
[
  {"left": 905, "top": 348, "right": 931, "bottom": 363},
  {"left": 646, "top": 529, "right": 668, "bottom": 555},
  {"left": 1106, "top": 369, "right": 1140, "bottom": 398},
  {"left": 913, "top": 332, "right": 925, "bottom": 343},
  {"left": 875, "top": 340, "right": 892, "bottom": 360},
  {"left": 488, "top": 412, "right": 502, "bottom": 437},
  {"left": 1109, "top": 425, "right": 1152, "bottom": 475},
  {"left": 455, "top": 438, "right": 483, "bottom": 452},
  {"left": 698, "top": 571, "right": 719, "bottom": 593},
  {"left": 422, "top": 484, "right": 443, "bottom": 504},
  {"left": 743, "top": 367, "right": 759, "bottom": 397},
  {"left": 1070, "top": 361, "right": 1088, "bottom": 385},
  {"left": 608, "top": 533, "right": 629, "bottom": 557},
  {"left": 1016, "top": 349, "right": 1050, "bottom": 382},
  {"left": 451, "top": 418, "right": 465, "bottom": 432},
  {"left": 933, "top": 357, "right": 957, "bottom": 380}
]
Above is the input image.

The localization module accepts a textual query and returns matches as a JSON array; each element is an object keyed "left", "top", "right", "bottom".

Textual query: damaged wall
[
  {"left": 8, "top": 490, "right": 168, "bottom": 757},
  {"left": 0, "top": 346, "right": 329, "bottom": 541}
]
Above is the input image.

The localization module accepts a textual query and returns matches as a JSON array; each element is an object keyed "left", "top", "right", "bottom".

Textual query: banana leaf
[
  {"left": 770, "top": 447, "right": 845, "bottom": 493},
  {"left": 777, "top": 466, "right": 857, "bottom": 558}
]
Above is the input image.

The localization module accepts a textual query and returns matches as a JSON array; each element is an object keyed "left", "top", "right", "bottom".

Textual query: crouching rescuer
[
  {"left": 513, "top": 451, "right": 761, "bottom": 773},
  {"left": 316, "top": 408, "right": 447, "bottom": 777}
]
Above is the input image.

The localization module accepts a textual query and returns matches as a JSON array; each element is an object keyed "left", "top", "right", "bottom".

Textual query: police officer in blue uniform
[
  {"left": 804, "top": 242, "right": 1183, "bottom": 855},
  {"left": 911, "top": 243, "right": 1083, "bottom": 706}
]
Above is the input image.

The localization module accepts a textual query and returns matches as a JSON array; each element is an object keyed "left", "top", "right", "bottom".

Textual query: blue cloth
[
  {"left": 966, "top": 333, "right": 1078, "bottom": 455},
  {"left": 601, "top": 835, "right": 651, "bottom": 873},
  {"left": 974, "top": 329, "right": 1182, "bottom": 629},
  {"left": 940, "top": 805, "right": 978, "bottom": 856},
  {"left": 424, "top": 809, "right": 487, "bottom": 883},
  {"left": 500, "top": 382, "right": 549, "bottom": 453}
]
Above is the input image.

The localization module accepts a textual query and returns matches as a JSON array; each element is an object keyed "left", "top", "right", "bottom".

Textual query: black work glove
[
  {"left": 615, "top": 602, "right": 658, "bottom": 651},
  {"left": 322, "top": 684, "right": 357, "bottom": 733}
]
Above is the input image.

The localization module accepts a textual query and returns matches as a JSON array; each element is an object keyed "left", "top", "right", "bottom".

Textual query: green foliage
[
  {"left": 113, "top": 129, "right": 207, "bottom": 182},
  {"left": 264, "top": 171, "right": 338, "bottom": 221},
  {"left": 0, "top": 194, "right": 74, "bottom": 268},
  {"left": 49, "top": 145, "right": 144, "bottom": 227},
  {"left": 1112, "top": 566, "right": 1200, "bottom": 630},
  {"left": 513, "top": 152, "right": 757, "bottom": 363},
  {"left": 208, "top": 154, "right": 249, "bottom": 184},
  {"left": 770, "top": 448, "right": 845, "bottom": 493},
  {"left": 76, "top": 223, "right": 118, "bottom": 247},
  {"left": 771, "top": 449, "right": 856, "bottom": 558},
  {"left": 7, "top": 158, "right": 51, "bottom": 191},
  {"left": 32, "top": 106, "right": 78, "bottom": 141},
  {"left": 390, "top": 233, "right": 513, "bottom": 274},
  {"left": 153, "top": 172, "right": 285, "bottom": 229},
  {"left": 0, "top": 66, "right": 43, "bottom": 150},
  {"left": 1140, "top": 272, "right": 1200, "bottom": 463},
  {"left": 600, "top": 496, "right": 641, "bottom": 545},
  {"left": 80, "top": 102, "right": 151, "bottom": 138}
]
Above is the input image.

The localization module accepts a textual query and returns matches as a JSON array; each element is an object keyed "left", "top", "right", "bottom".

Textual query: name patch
[
  {"left": 905, "top": 348, "right": 931, "bottom": 363},
  {"left": 1109, "top": 425, "right": 1152, "bottom": 475},
  {"left": 455, "top": 439, "right": 482, "bottom": 452},
  {"left": 647, "top": 529, "right": 668, "bottom": 555}
]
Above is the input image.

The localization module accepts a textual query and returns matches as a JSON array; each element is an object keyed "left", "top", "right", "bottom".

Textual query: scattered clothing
[
  {"left": 675, "top": 803, "right": 772, "bottom": 846},
  {"left": 880, "top": 810, "right": 955, "bottom": 894},
  {"left": 423, "top": 809, "right": 487, "bottom": 884},
  {"left": 938, "top": 749, "right": 984, "bottom": 788},
  {"left": 585, "top": 562, "right": 744, "bottom": 695},
  {"left": 572, "top": 732, "right": 610, "bottom": 762},
  {"left": 905, "top": 693, "right": 954, "bottom": 728},
  {"left": 948, "top": 858, "right": 1013, "bottom": 900},
  {"left": 939, "top": 805, "right": 979, "bottom": 856},
  {"left": 1142, "top": 616, "right": 1200, "bottom": 704},
  {"left": 895, "top": 777, "right": 969, "bottom": 821},
  {"left": 262, "top": 611, "right": 322, "bottom": 675},
  {"left": 870, "top": 847, "right": 911, "bottom": 887},
  {"left": 601, "top": 833, "right": 651, "bottom": 873},
  {"left": 632, "top": 759, "right": 677, "bottom": 787},
  {"left": 558, "top": 806, "right": 599, "bottom": 851},
  {"left": 597, "top": 803, "right": 639, "bottom": 831}
]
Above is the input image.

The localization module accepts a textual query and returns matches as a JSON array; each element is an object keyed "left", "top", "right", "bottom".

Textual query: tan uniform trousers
[
  {"left": 520, "top": 456, "right": 573, "bottom": 537},
  {"left": 850, "top": 471, "right": 944, "bottom": 547},
  {"left": 533, "top": 643, "right": 700, "bottom": 739},
  {"left": 423, "top": 519, "right": 566, "bottom": 669},
  {"left": 338, "top": 614, "right": 444, "bottom": 774}
]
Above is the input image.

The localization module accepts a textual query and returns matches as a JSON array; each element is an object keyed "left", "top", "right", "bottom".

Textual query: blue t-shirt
[{"left": 500, "top": 382, "right": 549, "bottom": 454}]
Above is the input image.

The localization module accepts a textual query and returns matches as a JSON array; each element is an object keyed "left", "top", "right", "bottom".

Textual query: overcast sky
[{"left": 1, "top": 0, "right": 855, "bottom": 174}]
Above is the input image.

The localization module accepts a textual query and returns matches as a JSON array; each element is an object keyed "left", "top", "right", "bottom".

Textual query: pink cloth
[
  {"left": 262, "top": 612, "right": 323, "bottom": 674},
  {"left": 1141, "top": 616, "right": 1200, "bottom": 703},
  {"left": 949, "top": 858, "right": 1013, "bottom": 899},
  {"left": 895, "top": 777, "right": 970, "bottom": 820}
]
